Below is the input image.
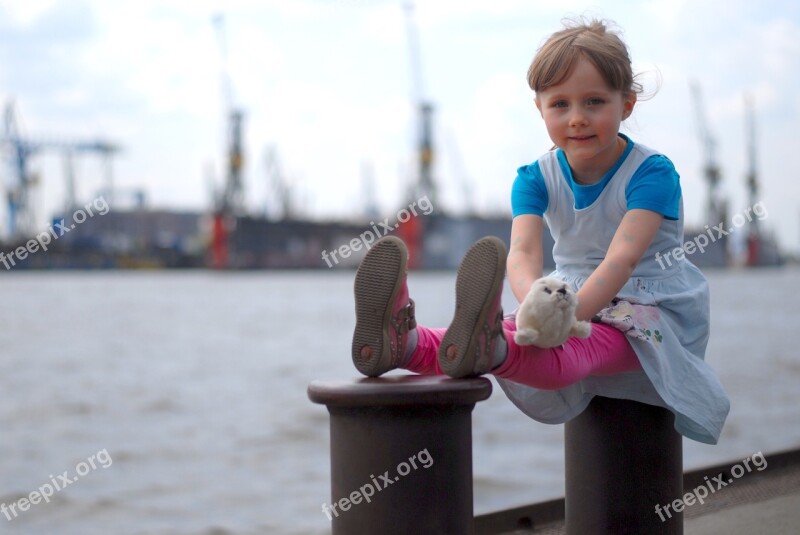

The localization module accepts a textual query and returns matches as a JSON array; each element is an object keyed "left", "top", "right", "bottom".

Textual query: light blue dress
[{"left": 498, "top": 140, "right": 730, "bottom": 444}]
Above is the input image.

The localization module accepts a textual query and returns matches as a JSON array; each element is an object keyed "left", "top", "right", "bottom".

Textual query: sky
[{"left": 1, "top": 0, "right": 799, "bottom": 254}]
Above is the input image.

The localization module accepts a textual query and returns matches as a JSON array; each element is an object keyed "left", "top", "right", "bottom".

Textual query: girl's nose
[{"left": 569, "top": 110, "right": 588, "bottom": 126}]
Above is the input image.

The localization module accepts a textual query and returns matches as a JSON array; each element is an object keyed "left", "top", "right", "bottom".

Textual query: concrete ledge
[{"left": 475, "top": 447, "right": 800, "bottom": 534}]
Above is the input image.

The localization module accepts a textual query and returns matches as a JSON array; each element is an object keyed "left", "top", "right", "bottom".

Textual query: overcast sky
[{"left": 1, "top": 0, "right": 798, "bottom": 253}]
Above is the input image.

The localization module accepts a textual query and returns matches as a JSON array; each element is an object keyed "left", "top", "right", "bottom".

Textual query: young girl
[{"left": 351, "top": 19, "right": 729, "bottom": 445}]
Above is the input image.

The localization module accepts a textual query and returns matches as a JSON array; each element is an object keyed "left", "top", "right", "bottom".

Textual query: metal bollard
[
  {"left": 308, "top": 374, "right": 492, "bottom": 535},
  {"left": 565, "top": 396, "right": 683, "bottom": 534}
]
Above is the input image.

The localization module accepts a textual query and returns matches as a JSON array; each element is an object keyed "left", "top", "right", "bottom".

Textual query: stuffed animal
[{"left": 514, "top": 277, "right": 592, "bottom": 347}]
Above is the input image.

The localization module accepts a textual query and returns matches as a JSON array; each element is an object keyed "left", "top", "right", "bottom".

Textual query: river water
[{"left": 0, "top": 267, "right": 798, "bottom": 534}]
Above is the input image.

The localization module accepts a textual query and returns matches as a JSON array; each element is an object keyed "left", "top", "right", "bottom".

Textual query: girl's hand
[{"left": 575, "top": 209, "right": 662, "bottom": 321}]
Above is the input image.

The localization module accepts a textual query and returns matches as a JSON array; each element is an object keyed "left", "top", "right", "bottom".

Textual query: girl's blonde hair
[{"left": 527, "top": 19, "right": 641, "bottom": 96}]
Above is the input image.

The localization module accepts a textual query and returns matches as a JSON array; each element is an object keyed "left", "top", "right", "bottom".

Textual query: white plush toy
[{"left": 514, "top": 277, "right": 592, "bottom": 347}]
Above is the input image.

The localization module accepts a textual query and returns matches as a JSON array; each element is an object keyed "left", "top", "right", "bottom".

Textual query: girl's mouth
[{"left": 570, "top": 135, "right": 595, "bottom": 142}]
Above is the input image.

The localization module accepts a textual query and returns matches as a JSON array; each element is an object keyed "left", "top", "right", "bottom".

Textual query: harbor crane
[
  {"left": 690, "top": 82, "right": 728, "bottom": 227},
  {"left": 209, "top": 13, "right": 246, "bottom": 268},
  {"left": 398, "top": 1, "right": 438, "bottom": 268},
  {"left": 211, "top": 13, "right": 245, "bottom": 216},
  {"left": 744, "top": 93, "right": 759, "bottom": 225},
  {"left": 264, "top": 145, "right": 294, "bottom": 221},
  {"left": 742, "top": 93, "right": 779, "bottom": 266},
  {"left": 403, "top": 1, "right": 437, "bottom": 209},
  {"left": 0, "top": 100, "right": 119, "bottom": 238}
]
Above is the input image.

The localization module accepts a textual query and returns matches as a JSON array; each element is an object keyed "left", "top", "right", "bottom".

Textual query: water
[{"left": 0, "top": 267, "right": 799, "bottom": 534}]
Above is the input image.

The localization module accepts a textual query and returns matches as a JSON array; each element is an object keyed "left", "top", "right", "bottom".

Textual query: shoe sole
[
  {"left": 352, "top": 236, "right": 408, "bottom": 377},
  {"left": 439, "top": 237, "right": 507, "bottom": 378}
]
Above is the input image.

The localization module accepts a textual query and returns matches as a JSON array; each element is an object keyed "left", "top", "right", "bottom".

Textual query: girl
[{"left": 351, "top": 19, "right": 729, "bottom": 445}]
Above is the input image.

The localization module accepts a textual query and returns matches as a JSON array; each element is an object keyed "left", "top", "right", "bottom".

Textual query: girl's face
[{"left": 535, "top": 56, "right": 636, "bottom": 184}]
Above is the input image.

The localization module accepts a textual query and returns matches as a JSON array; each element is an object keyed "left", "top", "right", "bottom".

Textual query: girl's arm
[
  {"left": 508, "top": 214, "right": 544, "bottom": 304},
  {"left": 575, "top": 208, "right": 663, "bottom": 321}
]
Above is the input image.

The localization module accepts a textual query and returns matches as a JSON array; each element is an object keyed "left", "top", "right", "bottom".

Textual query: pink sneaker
[
  {"left": 438, "top": 236, "right": 507, "bottom": 378},
  {"left": 352, "top": 236, "right": 416, "bottom": 377}
]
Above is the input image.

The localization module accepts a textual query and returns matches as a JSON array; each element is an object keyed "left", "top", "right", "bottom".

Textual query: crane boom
[{"left": 0, "top": 100, "right": 119, "bottom": 237}]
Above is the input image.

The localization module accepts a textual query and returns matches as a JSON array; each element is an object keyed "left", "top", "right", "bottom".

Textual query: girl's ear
[
  {"left": 534, "top": 96, "right": 543, "bottom": 117},
  {"left": 622, "top": 92, "right": 637, "bottom": 120}
]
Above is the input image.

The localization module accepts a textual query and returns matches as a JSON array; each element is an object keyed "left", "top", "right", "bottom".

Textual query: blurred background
[
  {"left": 0, "top": 1, "right": 798, "bottom": 534},
  {"left": 0, "top": 0, "right": 798, "bottom": 266}
]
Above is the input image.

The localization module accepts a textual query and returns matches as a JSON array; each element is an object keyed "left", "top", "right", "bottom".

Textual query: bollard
[
  {"left": 308, "top": 374, "right": 492, "bottom": 535},
  {"left": 565, "top": 396, "right": 683, "bottom": 535}
]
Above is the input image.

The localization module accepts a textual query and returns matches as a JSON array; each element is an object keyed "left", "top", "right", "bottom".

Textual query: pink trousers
[{"left": 405, "top": 319, "right": 641, "bottom": 389}]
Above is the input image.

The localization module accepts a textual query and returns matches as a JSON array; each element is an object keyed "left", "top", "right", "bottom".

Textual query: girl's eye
[
  {"left": 588, "top": 98, "right": 605, "bottom": 105},
  {"left": 552, "top": 100, "right": 568, "bottom": 108}
]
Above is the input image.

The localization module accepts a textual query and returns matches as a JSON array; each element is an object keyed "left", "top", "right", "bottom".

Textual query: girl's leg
[
  {"left": 351, "top": 235, "right": 446, "bottom": 377},
  {"left": 351, "top": 236, "right": 418, "bottom": 377},
  {"left": 404, "top": 236, "right": 507, "bottom": 377},
  {"left": 436, "top": 237, "right": 509, "bottom": 377},
  {"left": 404, "top": 327, "right": 447, "bottom": 375},
  {"left": 352, "top": 234, "right": 639, "bottom": 387},
  {"left": 492, "top": 319, "right": 641, "bottom": 389}
]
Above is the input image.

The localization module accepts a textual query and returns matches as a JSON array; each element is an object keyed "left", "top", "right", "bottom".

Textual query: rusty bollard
[
  {"left": 565, "top": 396, "right": 683, "bottom": 534},
  {"left": 308, "top": 375, "right": 492, "bottom": 535}
]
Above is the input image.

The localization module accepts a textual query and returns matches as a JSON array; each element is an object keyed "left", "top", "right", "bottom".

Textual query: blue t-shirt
[{"left": 511, "top": 135, "right": 681, "bottom": 220}]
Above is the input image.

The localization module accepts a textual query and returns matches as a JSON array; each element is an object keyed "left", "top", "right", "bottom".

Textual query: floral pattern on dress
[{"left": 594, "top": 298, "right": 663, "bottom": 344}]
